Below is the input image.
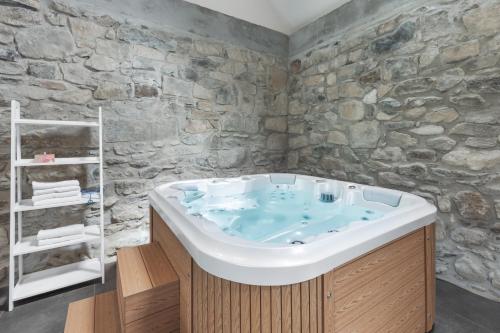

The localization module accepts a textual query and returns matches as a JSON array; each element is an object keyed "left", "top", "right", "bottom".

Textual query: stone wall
[
  {"left": 2, "top": 0, "right": 500, "bottom": 305},
  {"left": 0, "top": 0, "right": 288, "bottom": 297},
  {"left": 287, "top": 0, "right": 500, "bottom": 300}
]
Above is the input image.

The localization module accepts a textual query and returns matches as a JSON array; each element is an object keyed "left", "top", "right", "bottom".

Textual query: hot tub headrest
[
  {"left": 269, "top": 174, "right": 296, "bottom": 185},
  {"left": 171, "top": 183, "right": 198, "bottom": 191},
  {"left": 363, "top": 188, "right": 402, "bottom": 207}
]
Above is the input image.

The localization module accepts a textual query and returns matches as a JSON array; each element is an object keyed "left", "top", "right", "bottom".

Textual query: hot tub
[{"left": 149, "top": 174, "right": 437, "bottom": 332}]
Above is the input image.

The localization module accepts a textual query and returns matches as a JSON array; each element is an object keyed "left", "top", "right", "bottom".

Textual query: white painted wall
[
  {"left": 270, "top": 0, "right": 353, "bottom": 33},
  {"left": 184, "top": 0, "right": 352, "bottom": 35},
  {"left": 184, "top": 0, "right": 292, "bottom": 34}
]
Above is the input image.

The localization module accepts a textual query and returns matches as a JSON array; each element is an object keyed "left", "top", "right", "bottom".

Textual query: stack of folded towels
[
  {"left": 36, "top": 224, "right": 85, "bottom": 246},
  {"left": 32, "top": 180, "right": 82, "bottom": 206}
]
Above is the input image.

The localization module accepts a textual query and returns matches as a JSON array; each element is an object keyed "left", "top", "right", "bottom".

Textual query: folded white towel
[
  {"left": 32, "top": 195, "right": 82, "bottom": 207},
  {"left": 37, "top": 233, "right": 83, "bottom": 246},
  {"left": 37, "top": 224, "right": 85, "bottom": 240},
  {"left": 33, "top": 186, "right": 81, "bottom": 196},
  {"left": 32, "top": 191, "right": 82, "bottom": 203},
  {"left": 32, "top": 180, "right": 80, "bottom": 190}
]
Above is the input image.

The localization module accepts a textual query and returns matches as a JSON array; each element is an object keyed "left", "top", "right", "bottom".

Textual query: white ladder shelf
[{"left": 8, "top": 100, "right": 105, "bottom": 311}]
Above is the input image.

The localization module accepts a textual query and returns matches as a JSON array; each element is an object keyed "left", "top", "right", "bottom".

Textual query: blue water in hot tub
[{"left": 180, "top": 187, "right": 383, "bottom": 245}]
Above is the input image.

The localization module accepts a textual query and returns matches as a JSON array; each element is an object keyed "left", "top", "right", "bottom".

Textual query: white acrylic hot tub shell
[{"left": 149, "top": 174, "right": 436, "bottom": 286}]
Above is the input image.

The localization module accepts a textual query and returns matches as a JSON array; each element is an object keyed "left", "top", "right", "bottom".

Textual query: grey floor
[
  {"left": 433, "top": 280, "right": 500, "bottom": 333},
  {"left": 0, "top": 268, "right": 499, "bottom": 333}
]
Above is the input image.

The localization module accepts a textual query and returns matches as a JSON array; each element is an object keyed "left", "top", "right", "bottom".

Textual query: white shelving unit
[
  {"left": 14, "top": 197, "right": 99, "bottom": 212},
  {"left": 14, "top": 156, "right": 100, "bottom": 167},
  {"left": 13, "top": 225, "right": 100, "bottom": 256},
  {"left": 8, "top": 100, "right": 105, "bottom": 311},
  {"left": 12, "top": 259, "right": 102, "bottom": 301},
  {"left": 13, "top": 119, "right": 99, "bottom": 127}
]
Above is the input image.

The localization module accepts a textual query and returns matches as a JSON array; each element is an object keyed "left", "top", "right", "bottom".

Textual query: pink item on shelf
[{"left": 34, "top": 152, "right": 55, "bottom": 163}]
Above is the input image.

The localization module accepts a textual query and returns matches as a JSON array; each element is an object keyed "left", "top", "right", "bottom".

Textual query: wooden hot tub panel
[
  {"left": 151, "top": 207, "right": 435, "bottom": 333},
  {"left": 192, "top": 263, "right": 323, "bottom": 333}
]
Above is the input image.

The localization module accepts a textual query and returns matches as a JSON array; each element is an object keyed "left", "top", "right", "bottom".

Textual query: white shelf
[
  {"left": 9, "top": 100, "right": 105, "bottom": 311},
  {"left": 13, "top": 225, "right": 100, "bottom": 256},
  {"left": 14, "top": 119, "right": 99, "bottom": 127},
  {"left": 13, "top": 258, "right": 102, "bottom": 301},
  {"left": 14, "top": 197, "right": 99, "bottom": 212},
  {"left": 14, "top": 157, "right": 100, "bottom": 167}
]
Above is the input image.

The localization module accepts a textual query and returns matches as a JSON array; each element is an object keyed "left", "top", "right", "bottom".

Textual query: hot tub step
[
  {"left": 64, "top": 290, "right": 120, "bottom": 333},
  {"left": 117, "top": 242, "right": 180, "bottom": 333}
]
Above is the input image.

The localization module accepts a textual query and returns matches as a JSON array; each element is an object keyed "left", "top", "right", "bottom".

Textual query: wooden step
[
  {"left": 117, "top": 242, "right": 180, "bottom": 333},
  {"left": 64, "top": 290, "right": 120, "bottom": 333}
]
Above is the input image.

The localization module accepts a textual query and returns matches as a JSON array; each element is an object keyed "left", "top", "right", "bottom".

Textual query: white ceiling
[{"left": 184, "top": 0, "right": 353, "bottom": 35}]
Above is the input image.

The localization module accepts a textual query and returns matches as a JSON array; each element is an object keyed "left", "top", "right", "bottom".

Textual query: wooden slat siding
[
  {"left": 261, "top": 286, "right": 272, "bottom": 333},
  {"left": 425, "top": 224, "right": 436, "bottom": 332},
  {"left": 316, "top": 277, "right": 323, "bottom": 333},
  {"left": 192, "top": 263, "right": 199, "bottom": 333},
  {"left": 152, "top": 208, "right": 433, "bottom": 333},
  {"left": 64, "top": 295, "right": 94, "bottom": 333},
  {"left": 323, "top": 270, "right": 335, "bottom": 333},
  {"left": 338, "top": 274, "right": 425, "bottom": 333},
  {"left": 208, "top": 275, "right": 215, "bottom": 333},
  {"left": 231, "top": 282, "right": 241, "bottom": 332},
  {"left": 125, "top": 305, "right": 180, "bottom": 333},
  {"left": 333, "top": 229, "right": 424, "bottom": 300},
  {"left": 149, "top": 206, "right": 154, "bottom": 243},
  {"left": 215, "top": 277, "right": 223, "bottom": 333},
  {"left": 117, "top": 246, "right": 151, "bottom": 325},
  {"left": 301, "top": 282, "right": 310, "bottom": 333},
  {"left": 397, "top": 307, "right": 427, "bottom": 333},
  {"left": 376, "top": 289, "right": 425, "bottom": 333},
  {"left": 198, "top": 263, "right": 204, "bottom": 333},
  {"left": 194, "top": 263, "right": 202, "bottom": 333},
  {"left": 281, "top": 285, "right": 292, "bottom": 333},
  {"left": 124, "top": 284, "right": 167, "bottom": 325},
  {"left": 118, "top": 244, "right": 180, "bottom": 327},
  {"left": 138, "top": 244, "right": 180, "bottom": 322},
  {"left": 222, "top": 279, "right": 232, "bottom": 333},
  {"left": 309, "top": 278, "right": 317, "bottom": 333},
  {"left": 118, "top": 247, "right": 152, "bottom": 297},
  {"left": 116, "top": 243, "right": 180, "bottom": 332},
  {"left": 202, "top": 270, "right": 208, "bottom": 332},
  {"left": 139, "top": 243, "right": 178, "bottom": 287},
  {"left": 241, "top": 284, "right": 251, "bottom": 333},
  {"left": 65, "top": 291, "right": 120, "bottom": 333},
  {"left": 271, "top": 286, "right": 282, "bottom": 333},
  {"left": 95, "top": 291, "right": 120, "bottom": 333},
  {"left": 65, "top": 291, "right": 176, "bottom": 333},
  {"left": 191, "top": 263, "right": 198, "bottom": 333},
  {"left": 334, "top": 247, "right": 424, "bottom": 330},
  {"left": 152, "top": 210, "right": 192, "bottom": 333},
  {"left": 250, "top": 285, "right": 261, "bottom": 333},
  {"left": 291, "top": 284, "right": 301, "bottom": 333},
  {"left": 116, "top": 261, "right": 125, "bottom": 331}
]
